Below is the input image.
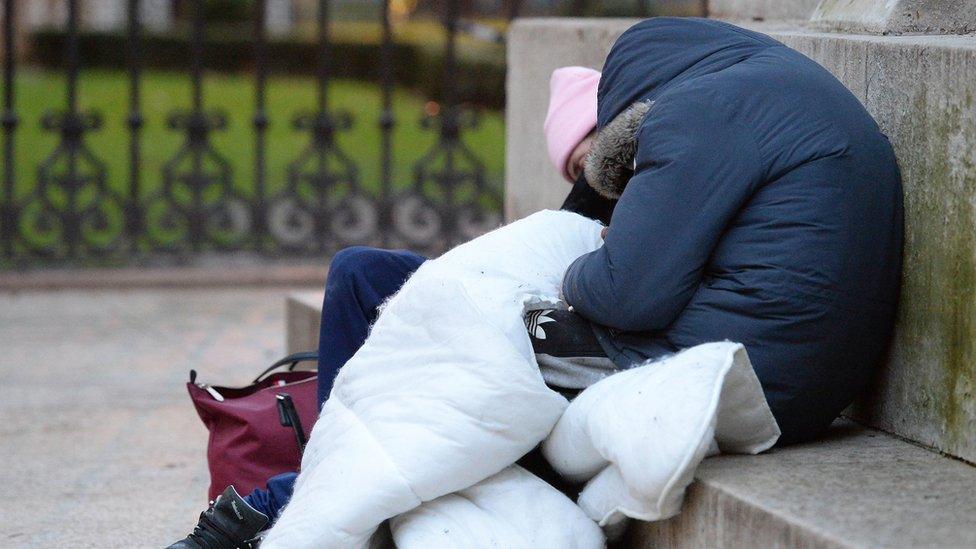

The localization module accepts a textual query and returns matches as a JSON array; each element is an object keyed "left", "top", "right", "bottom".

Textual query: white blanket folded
[{"left": 542, "top": 341, "right": 780, "bottom": 536}]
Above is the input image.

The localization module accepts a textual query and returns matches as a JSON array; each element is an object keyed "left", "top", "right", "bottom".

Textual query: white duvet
[{"left": 261, "top": 211, "right": 779, "bottom": 548}]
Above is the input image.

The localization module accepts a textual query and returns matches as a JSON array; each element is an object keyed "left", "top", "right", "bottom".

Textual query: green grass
[
  {"left": 9, "top": 68, "right": 505, "bottom": 204},
  {"left": 325, "top": 18, "right": 507, "bottom": 64}
]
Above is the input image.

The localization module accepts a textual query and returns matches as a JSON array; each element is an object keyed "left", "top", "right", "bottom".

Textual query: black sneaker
[{"left": 166, "top": 486, "right": 269, "bottom": 549}]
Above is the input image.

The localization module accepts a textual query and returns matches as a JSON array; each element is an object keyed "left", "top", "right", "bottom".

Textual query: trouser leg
[
  {"left": 241, "top": 247, "right": 426, "bottom": 524},
  {"left": 316, "top": 246, "right": 427, "bottom": 404},
  {"left": 242, "top": 472, "right": 299, "bottom": 519}
]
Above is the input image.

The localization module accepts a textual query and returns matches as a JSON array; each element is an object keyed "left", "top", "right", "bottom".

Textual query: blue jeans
[{"left": 243, "top": 247, "right": 426, "bottom": 520}]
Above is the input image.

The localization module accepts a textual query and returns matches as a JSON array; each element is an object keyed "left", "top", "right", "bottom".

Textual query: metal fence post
[
  {"left": 378, "top": 0, "right": 395, "bottom": 248},
  {"left": 273, "top": 0, "right": 363, "bottom": 254},
  {"left": 254, "top": 0, "right": 269, "bottom": 250},
  {"left": 32, "top": 0, "right": 116, "bottom": 260},
  {"left": 127, "top": 0, "right": 144, "bottom": 253},
  {"left": 1, "top": 0, "right": 17, "bottom": 259},
  {"left": 158, "top": 0, "right": 239, "bottom": 255}
]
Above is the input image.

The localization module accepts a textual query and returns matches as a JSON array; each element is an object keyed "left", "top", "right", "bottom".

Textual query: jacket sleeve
[{"left": 563, "top": 97, "right": 763, "bottom": 332}]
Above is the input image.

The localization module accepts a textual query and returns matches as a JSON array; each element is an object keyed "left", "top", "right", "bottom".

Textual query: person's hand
[{"left": 601, "top": 226, "right": 609, "bottom": 239}]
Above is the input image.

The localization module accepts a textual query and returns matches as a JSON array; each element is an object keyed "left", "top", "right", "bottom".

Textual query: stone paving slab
[{"left": 0, "top": 287, "right": 316, "bottom": 548}]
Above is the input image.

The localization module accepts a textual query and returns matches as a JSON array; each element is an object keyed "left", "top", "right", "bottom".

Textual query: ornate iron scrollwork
[
  {"left": 147, "top": 0, "right": 249, "bottom": 254},
  {"left": 269, "top": 110, "right": 377, "bottom": 252},
  {"left": 18, "top": 0, "right": 124, "bottom": 260},
  {"left": 392, "top": 0, "right": 502, "bottom": 255},
  {"left": 148, "top": 110, "right": 249, "bottom": 252},
  {"left": 394, "top": 106, "right": 502, "bottom": 254},
  {"left": 268, "top": 0, "right": 378, "bottom": 254},
  {"left": 24, "top": 109, "right": 125, "bottom": 259}
]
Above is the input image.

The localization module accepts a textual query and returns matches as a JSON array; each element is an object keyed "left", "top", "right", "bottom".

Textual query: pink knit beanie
[{"left": 544, "top": 66, "right": 601, "bottom": 182}]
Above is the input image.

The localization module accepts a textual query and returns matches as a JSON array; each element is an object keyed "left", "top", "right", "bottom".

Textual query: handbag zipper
[{"left": 197, "top": 376, "right": 313, "bottom": 402}]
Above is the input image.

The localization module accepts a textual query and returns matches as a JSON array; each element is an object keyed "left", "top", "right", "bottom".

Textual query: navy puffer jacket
[{"left": 562, "top": 18, "right": 903, "bottom": 443}]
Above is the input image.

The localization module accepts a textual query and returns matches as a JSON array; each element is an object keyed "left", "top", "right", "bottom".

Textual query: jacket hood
[
  {"left": 584, "top": 18, "right": 778, "bottom": 197},
  {"left": 596, "top": 18, "right": 777, "bottom": 128}
]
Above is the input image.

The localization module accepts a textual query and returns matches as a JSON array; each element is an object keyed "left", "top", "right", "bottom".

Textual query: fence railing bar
[
  {"left": 190, "top": 0, "right": 206, "bottom": 251},
  {"left": 315, "top": 0, "right": 331, "bottom": 254},
  {"left": 31, "top": 0, "right": 113, "bottom": 260},
  {"left": 507, "top": 0, "right": 522, "bottom": 21},
  {"left": 253, "top": 0, "right": 269, "bottom": 249},
  {"left": 378, "top": 0, "right": 395, "bottom": 247},
  {"left": 441, "top": 0, "right": 459, "bottom": 119},
  {"left": 191, "top": 0, "right": 205, "bottom": 113},
  {"left": 64, "top": 0, "right": 80, "bottom": 256},
  {"left": 1, "top": 0, "right": 17, "bottom": 259},
  {"left": 66, "top": 0, "right": 79, "bottom": 113},
  {"left": 316, "top": 0, "right": 331, "bottom": 114},
  {"left": 158, "top": 0, "right": 236, "bottom": 254},
  {"left": 436, "top": 0, "right": 461, "bottom": 246},
  {"left": 126, "top": 0, "right": 144, "bottom": 252}
]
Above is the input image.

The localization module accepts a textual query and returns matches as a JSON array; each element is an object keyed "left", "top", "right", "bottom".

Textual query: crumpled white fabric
[
  {"left": 261, "top": 211, "right": 603, "bottom": 548},
  {"left": 390, "top": 465, "right": 605, "bottom": 549},
  {"left": 261, "top": 210, "right": 779, "bottom": 548},
  {"left": 542, "top": 341, "right": 781, "bottom": 537}
]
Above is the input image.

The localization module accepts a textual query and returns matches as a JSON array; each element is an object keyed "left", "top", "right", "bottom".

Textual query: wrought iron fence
[
  {"left": 1, "top": 1, "right": 696, "bottom": 266},
  {"left": 0, "top": 0, "right": 509, "bottom": 265}
]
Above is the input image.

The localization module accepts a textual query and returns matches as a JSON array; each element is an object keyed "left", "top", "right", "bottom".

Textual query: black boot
[{"left": 166, "top": 486, "right": 269, "bottom": 549}]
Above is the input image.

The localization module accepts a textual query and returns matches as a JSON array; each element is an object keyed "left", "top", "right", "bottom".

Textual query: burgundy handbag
[{"left": 187, "top": 352, "right": 319, "bottom": 501}]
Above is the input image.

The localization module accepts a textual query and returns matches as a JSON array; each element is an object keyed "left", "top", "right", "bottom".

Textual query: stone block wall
[
  {"left": 811, "top": 0, "right": 976, "bottom": 35},
  {"left": 771, "top": 31, "right": 976, "bottom": 463},
  {"left": 505, "top": 19, "right": 637, "bottom": 221},
  {"left": 708, "top": 0, "right": 821, "bottom": 22}
]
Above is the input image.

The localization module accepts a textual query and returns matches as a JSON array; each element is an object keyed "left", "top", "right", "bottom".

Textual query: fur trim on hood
[{"left": 583, "top": 100, "right": 653, "bottom": 199}]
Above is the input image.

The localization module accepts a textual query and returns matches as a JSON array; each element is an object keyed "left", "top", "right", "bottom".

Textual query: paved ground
[{"left": 0, "top": 287, "right": 317, "bottom": 548}]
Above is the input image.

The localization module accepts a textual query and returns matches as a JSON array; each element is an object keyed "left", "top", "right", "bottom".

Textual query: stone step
[
  {"left": 627, "top": 421, "right": 976, "bottom": 548},
  {"left": 285, "top": 291, "right": 976, "bottom": 547},
  {"left": 286, "top": 291, "right": 325, "bottom": 356}
]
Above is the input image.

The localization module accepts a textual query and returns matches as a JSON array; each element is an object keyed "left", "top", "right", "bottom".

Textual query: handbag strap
[{"left": 252, "top": 351, "right": 319, "bottom": 384}]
